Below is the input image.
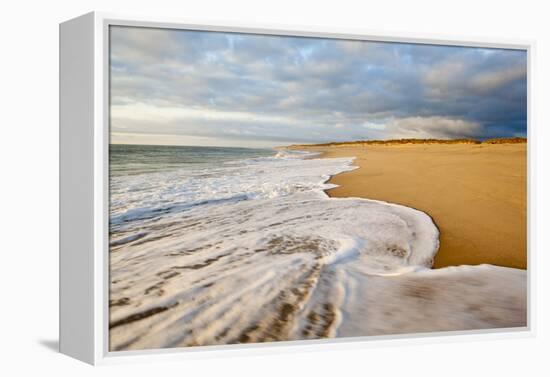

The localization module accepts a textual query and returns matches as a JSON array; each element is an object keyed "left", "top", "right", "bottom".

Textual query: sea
[{"left": 108, "top": 144, "right": 443, "bottom": 350}]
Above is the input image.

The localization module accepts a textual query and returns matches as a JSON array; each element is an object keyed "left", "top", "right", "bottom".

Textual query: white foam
[{"left": 109, "top": 150, "right": 353, "bottom": 227}]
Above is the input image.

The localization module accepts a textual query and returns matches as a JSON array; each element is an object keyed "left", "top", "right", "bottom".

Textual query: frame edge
[{"left": 59, "top": 11, "right": 96, "bottom": 365}]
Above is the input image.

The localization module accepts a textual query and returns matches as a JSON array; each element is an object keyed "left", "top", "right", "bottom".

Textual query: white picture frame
[{"left": 59, "top": 11, "right": 535, "bottom": 365}]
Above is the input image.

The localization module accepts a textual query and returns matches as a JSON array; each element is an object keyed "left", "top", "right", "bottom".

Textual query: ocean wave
[
  {"left": 109, "top": 151, "right": 355, "bottom": 230},
  {"left": 274, "top": 149, "right": 320, "bottom": 159}
]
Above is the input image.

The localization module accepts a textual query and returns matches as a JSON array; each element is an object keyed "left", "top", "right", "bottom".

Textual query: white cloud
[
  {"left": 384, "top": 116, "right": 482, "bottom": 139},
  {"left": 469, "top": 65, "right": 526, "bottom": 93},
  {"left": 362, "top": 121, "right": 386, "bottom": 130},
  {"left": 111, "top": 102, "right": 302, "bottom": 127}
]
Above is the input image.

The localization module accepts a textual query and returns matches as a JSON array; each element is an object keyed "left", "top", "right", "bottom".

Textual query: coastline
[
  {"left": 109, "top": 144, "right": 527, "bottom": 349},
  {"left": 299, "top": 143, "right": 527, "bottom": 269}
]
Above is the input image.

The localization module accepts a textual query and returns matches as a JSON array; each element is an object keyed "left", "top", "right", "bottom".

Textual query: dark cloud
[{"left": 110, "top": 26, "right": 527, "bottom": 146}]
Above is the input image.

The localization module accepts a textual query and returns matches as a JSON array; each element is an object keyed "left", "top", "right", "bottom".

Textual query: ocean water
[{"left": 109, "top": 144, "right": 526, "bottom": 351}]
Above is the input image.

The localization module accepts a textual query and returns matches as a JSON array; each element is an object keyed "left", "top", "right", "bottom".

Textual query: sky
[{"left": 109, "top": 26, "right": 527, "bottom": 148}]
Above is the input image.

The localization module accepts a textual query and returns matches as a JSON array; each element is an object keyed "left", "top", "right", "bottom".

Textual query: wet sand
[{"left": 304, "top": 143, "right": 527, "bottom": 269}]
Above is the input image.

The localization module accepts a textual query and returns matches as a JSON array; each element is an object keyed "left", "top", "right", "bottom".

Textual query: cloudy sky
[{"left": 110, "top": 26, "right": 527, "bottom": 148}]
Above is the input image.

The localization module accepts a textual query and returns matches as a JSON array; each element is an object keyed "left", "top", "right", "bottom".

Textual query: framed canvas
[{"left": 59, "top": 12, "right": 534, "bottom": 365}]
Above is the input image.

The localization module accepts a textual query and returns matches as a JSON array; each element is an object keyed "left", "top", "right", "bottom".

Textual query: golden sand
[{"left": 303, "top": 143, "right": 527, "bottom": 269}]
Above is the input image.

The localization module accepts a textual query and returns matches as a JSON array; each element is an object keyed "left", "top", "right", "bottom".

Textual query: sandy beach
[
  {"left": 299, "top": 143, "right": 527, "bottom": 269},
  {"left": 108, "top": 144, "right": 527, "bottom": 349}
]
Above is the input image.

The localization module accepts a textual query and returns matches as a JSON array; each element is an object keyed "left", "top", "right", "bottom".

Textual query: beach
[
  {"left": 108, "top": 144, "right": 527, "bottom": 350},
  {"left": 300, "top": 143, "right": 527, "bottom": 269}
]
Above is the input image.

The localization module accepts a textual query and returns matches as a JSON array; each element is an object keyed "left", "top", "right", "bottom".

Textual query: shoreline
[
  {"left": 109, "top": 145, "right": 527, "bottom": 348},
  {"left": 304, "top": 143, "right": 527, "bottom": 270}
]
